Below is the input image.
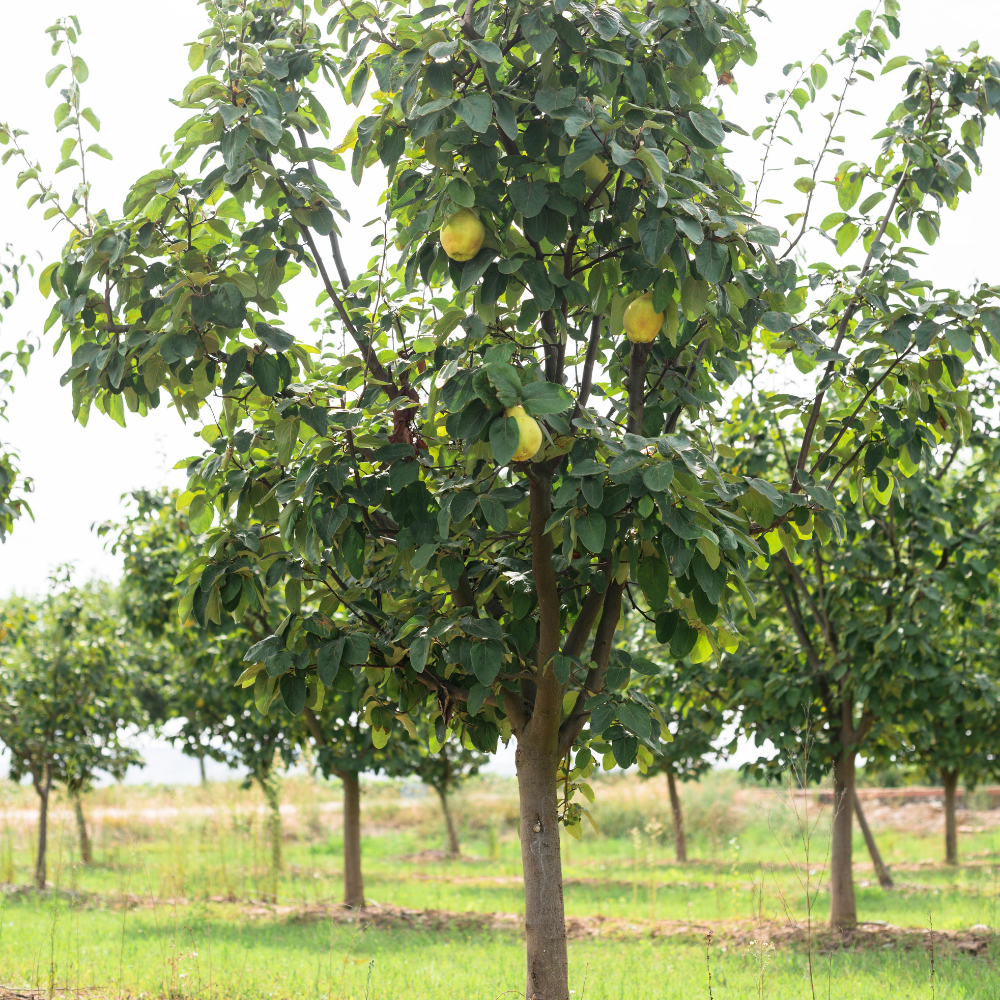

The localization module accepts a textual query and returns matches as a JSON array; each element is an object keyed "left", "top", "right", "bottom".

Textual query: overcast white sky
[{"left": 1, "top": 2, "right": 998, "bottom": 781}]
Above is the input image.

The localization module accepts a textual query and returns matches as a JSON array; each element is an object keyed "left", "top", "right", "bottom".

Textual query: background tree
[
  {"left": 393, "top": 720, "right": 489, "bottom": 857},
  {"left": 723, "top": 418, "right": 1000, "bottom": 927},
  {"left": 0, "top": 245, "right": 33, "bottom": 541},
  {"left": 102, "top": 490, "right": 304, "bottom": 894},
  {"left": 706, "top": 16, "right": 1000, "bottom": 929},
  {"left": 0, "top": 577, "right": 146, "bottom": 886},
  {"left": 902, "top": 660, "right": 1000, "bottom": 865},
  {"left": 619, "top": 613, "right": 725, "bottom": 862}
]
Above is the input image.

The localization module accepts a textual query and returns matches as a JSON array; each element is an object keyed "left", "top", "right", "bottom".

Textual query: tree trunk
[
  {"left": 70, "top": 788, "right": 93, "bottom": 866},
  {"left": 853, "top": 790, "right": 891, "bottom": 889},
  {"left": 198, "top": 750, "right": 207, "bottom": 786},
  {"left": 341, "top": 771, "right": 364, "bottom": 907},
  {"left": 257, "top": 774, "right": 282, "bottom": 900},
  {"left": 33, "top": 763, "right": 53, "bottom": 890},
  {"left": 942, "top": 769, "right": 959, "bottom": 866},
  {"left": 436, "top": 785, "right": 461, "bottom": 857},
  {"left": 516, "top": 739, "right": 567, "bottom": 1000},
  {"left": 829, "top": 748, "right": 857, "bottom": 930},
  {"left": 666, "top": 771, "right": 687, "bottom": 863}
]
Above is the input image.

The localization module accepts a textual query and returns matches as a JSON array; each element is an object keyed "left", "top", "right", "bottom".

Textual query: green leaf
[
  {"left": 522, "top": 381, "right": 573, "bottom": 415},
  {"left": 350, "top": 61, "right": 370, "bottom": 106},
  {"left": 466, "top": 39, "right": 502, "bottom": 63},
  {"left": 835, "top": 222, "right": 859, "bottom": 255},
  {"left": 279, "top": 673, "right": 307, "bottom": 715},
  {"left": 455, "top": 93, "right": 493, "bottom": 133},
  {"left": 317, "top": 638, "right": 345, "bottom": 685},
  {"left": 881, "top": 55, "right": 911, "bottom": 74},
  {"left": 485, "top": 362, "right": 522, "bottom": 407},
  {"left": 694, "top": 240, "right": 729, "bottom": 284},
  {"left": 45, "top": 64, "right": 67, "bottom": 88},
  {"left": 252, "top": 353, "right": 281, "bottom": 396},
  {"left": 638, "top": 211, "right": 676, "bottom": 265},
  {"left": 574, "top": 511, "right": 606, "bottom": 553},
  {"left": 71, "top": 56, "right": 89, "bottom": 82},
  {"left": 343, "top": 632, "right": 370, "bottom": 665},
  {"left": 80, "top": 107, "right": 101, "bottom": 132},
  {"left": 478, "top": 496, "right": 509, "bottom": 531},
  {"left": 471, "top": 641, "right": 502, "bottom": 684},
  {"left": 521, "top": 9, "right": 556, "bottom": 52},
  {"left": 86, "top": 143, "right": 113, "bottom": 160},
  {"left": 637, "top": 557, "right": 669, "bottom": 611},
  {"left": 508, "top": 178, "right": 548, "bottom": 218},
  {"left": 409, "top": 634, "right": 430, "bottom": 673},
  {"left": 641, "top": 463, "right": 674, "bottom": 493},
  {"left": 670, "top": 619, "right": 698, "bottom": 658},
  {"left": 688, "top": 109, "right": 725, "bottom": 146},
  {"left": 490, "top": 416, "right": 520, "bottom": 467}
]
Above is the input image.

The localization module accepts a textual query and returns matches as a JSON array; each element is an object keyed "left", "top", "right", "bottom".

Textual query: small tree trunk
[
  {"left": 70, "top": 788, "right": 93, "bottom": 866},
  {"left": 666, "top": 771, "right": 687, "bottom": 863},
  {"left": 942, "top": 769, "right": 959, "bottom": 866},
  {"left": 256, "top": 774, "right": 282, "bottom": 900},
  {"left": 33, "top": 763, "right": 53, "bottom": 890},
  {"left": 829, "top": 748, "right": 857, "bottom": 930},
  {"left": 517, "top": 739, "right": 568, "bottom": 1000},
  {"left": 853, "top": 790, "right": 892, "bottom": 889},
  {"left": 341, "top": 771, "right": 364, "bottom": 907},
  {"left": 198, "top": 750, "right": 207, "bottom": 786},
  {"left": 436, "top": 785, "right": 461, "bottom": 857}
]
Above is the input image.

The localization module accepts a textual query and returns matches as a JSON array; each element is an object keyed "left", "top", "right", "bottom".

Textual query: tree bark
[
  {"left": 257, "top": 774, "right": 282, "bottom": 900},
  {"left": 942, "top": 769, "right": 959, "bottom": 866},
  {"left": 517, "top": 738, "right": 567, "bottom": 1000},
  {"left": 436, "top": 785, "right": 461, "bottom": 857},
  {"left": 853, "top": 790, "right": 892, "bottom": 889},
  {"left": 70, "top": 788, "right": 93, "bottom": 866},
  {"left": 341, "top": 771, "right": 365, "bottom": 907},
  {"left": 666, "top": 771, "right": 687, "bottom": 863},
  {"left": 829, "top": 747, "right": 857, "bottom": 930},
  {"left": 33, "top": 763, "right": 52, "bottom": 890}
]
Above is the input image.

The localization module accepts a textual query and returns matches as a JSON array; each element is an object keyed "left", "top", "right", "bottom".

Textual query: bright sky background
[{"left": 0, "top": 0, "right": 998, "bottom": 782}]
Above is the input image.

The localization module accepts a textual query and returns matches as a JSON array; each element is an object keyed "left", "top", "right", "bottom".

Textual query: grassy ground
[{"left": 1, "top": 770, "right": 999, "bottom": 998}]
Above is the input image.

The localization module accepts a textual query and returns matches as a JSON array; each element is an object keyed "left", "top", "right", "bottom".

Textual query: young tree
[
  {"left": 102, "top": 490, "right": 304, "bottom": 892},
  {"left": 0, "top": 578, "right": 145, "bottom": 886},
  {"left": 0, "top": 245, "right": 34, "bottom": 541},
  {"left": 10, "top": 1, "right": 1000, "bottom": 991},
  {"left": 723, "top": 425, "right": 1000, "bottom": 927},
  {"left": 393, "top": 721, "right": 489, "bottom": 857},
  {"left": 10, "top": 5, "right": 780, "bottom": 990},
  {"left": 709, "top": 13, "right": 1000, "bottom": 929},
  {"left": 902, "top": 661, "right": 1000, "bottom": 865},
  {"left": 619, "top": 614, "right": 725, "bottom": 862}
]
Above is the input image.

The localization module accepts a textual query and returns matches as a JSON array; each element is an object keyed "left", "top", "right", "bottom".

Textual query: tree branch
[
  {"left": 792, "top": 164, "right": 912, "bottom": 490},
  {"left": 574, "top": 312, "right": 603, "bottom": 415},
  {"left": 557, "top": 579, "right": 624, "bottom": 755}
]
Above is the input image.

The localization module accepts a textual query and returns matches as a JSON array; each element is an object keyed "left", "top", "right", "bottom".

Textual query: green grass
[
  {"left": 1, "top": 771, "right": 999, "bottom": 998},
  {"left": 3, "top": 896, "right": 999, "bottom": 1000}
]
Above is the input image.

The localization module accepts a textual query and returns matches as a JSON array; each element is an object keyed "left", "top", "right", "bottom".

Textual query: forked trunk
[
  {"left": 853, "top": 790, "right": 891, "bottom": 889},
  {"left": 666, "top": 771, "right": 687, "bottom": 863},
  {"left": 33, "top": 763, "right": 52, "bottom": 890},
  {"left": 70, "top": 788, "right": 93, "bottom": 866},
  {"left": 829, "top": 749, "right": 857, "bottom": 929},
  {"left": 342, "top": 771, "right": 364, "bottom": 907},
  {"left": 942, "top": 769, "right": 959, "bottom": 866},
  {"left": 436, "top": 785, "right": 461, "bottom": 857},
  {"left": 517, "top": 739, "right": 567, "bottom": 1000}
]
